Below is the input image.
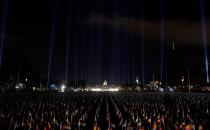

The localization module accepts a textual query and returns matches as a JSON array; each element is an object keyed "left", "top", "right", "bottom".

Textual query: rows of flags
[{"left": 0, "top": 92, "right": 210, "bottom": 129}]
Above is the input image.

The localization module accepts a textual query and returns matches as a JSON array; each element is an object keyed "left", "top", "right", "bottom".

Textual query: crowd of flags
[{"left": 0, "top": 92, "right": 210, "bottom": 129}]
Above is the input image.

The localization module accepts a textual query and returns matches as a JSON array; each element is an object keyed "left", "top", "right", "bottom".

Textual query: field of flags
[{"left": 0, "top": 92, "right": 210, "bottom": 130}]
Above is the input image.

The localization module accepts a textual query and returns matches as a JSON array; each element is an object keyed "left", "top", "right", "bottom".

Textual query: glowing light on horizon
[
  {"left": 61, "top": 85, "right": 66, "bottom": 92},
  {"left": 136, "top": 79, "right": 139, "bottom": 84},
  {"left": 91, "top": 88, "right": 102, "bottom": 92},
  {"left": 108, "top": 88, "right": 119, "bottom": 91},
  {"left": 169, "top": 87, "right": 174, "bottom": 92},
  {"left": 91, "top": 87, "right": 119, "bottom": 92},
  {"left": 159, "top": 87, "right": 164, "bottom": 92}
]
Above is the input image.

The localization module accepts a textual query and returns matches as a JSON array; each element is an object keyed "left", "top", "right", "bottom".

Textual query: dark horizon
[{"left": 0, "top": 0, "right": 210, "bottom": 85}]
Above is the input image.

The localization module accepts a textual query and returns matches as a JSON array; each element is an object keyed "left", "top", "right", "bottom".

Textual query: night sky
[{"left": 0, "top": 0, "right": 210, "bottom": 85}]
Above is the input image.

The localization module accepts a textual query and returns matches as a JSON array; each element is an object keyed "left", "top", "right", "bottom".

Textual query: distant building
[{"left": 103, "top": 80, "right": 108, "bottom": 86}]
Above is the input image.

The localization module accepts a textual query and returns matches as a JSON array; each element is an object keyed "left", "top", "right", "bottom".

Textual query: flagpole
[
  {"left": 8, "top": 110, "right": 15, "bottom": 130},
  {"left": 188, "top": 67, "right": 190, "bottom": 93}
]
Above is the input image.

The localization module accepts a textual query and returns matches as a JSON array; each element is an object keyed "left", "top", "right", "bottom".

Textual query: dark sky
[{"left": 0, "top": 0, "right": 210, "bottom": 84}]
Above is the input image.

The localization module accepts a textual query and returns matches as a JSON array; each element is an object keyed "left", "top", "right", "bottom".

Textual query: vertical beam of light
[
  {"left": 80, "top": 31, "right": 84, "bottom": 82},
  {"left": 124, "top": 1, "right": 129, "bottom": 85},
  {"left": 123, "top": 59, "right": 126, "bottom": 85},
  {"left": 74, "top": 0, "right": 85, "bottom": 86},
  {"left": 94, "top": 27, "right": 102, "bottom": 84},
  {"left": 140, "top": 0, "right": 145, "bottom": 86},
  {"left": 65, "top": 31, "right": 69, "bottom": 83},
  {"left": 74, "top": 39, "right": 78, "bottom": 87},
  {"left": 79, "top": 0, "right": 85, "bottom": 83},
  {"left": 47, "top": 0, "right": 58, "bottom": 85},
  {"left": 110, "top": 0, "right": 120, "bottom": 84},
  {"left": 131, "top": 40, "right": 135, "bottom": 83},
  {"left": 120, "top": 0, "right": 128, "bottom": 86},
  {"left": 127, "top": 55, "right": 130, "bottom": 83},
  {"left": 0, "top": 0, "right": 9, "bottom": 69},
  {"left": 65, "top": 0, "right": 72, "bottom": 83},
  {"left": 74, "top": 0, "right": 82, "bottom": 86},
  {"left": 160, "top": 0, "right": 165, "bottom": 85},
  {"left": 87, "top": 16, "right": 94, "bottom": 84},
  {"left": 131, "top": 2, "right": 136, "bottom": 84},
  {"left": 119, "top": 32, "right": 124, "bottom": 85},
  {"left": 200, "top": 0, "right": 209, "bottom": 84},
  {"left": 87, "top": 0, "right": 100, "bottom": 84},
  {"left": 93, "top": 0, "right": 102, "bottom": 84},
  {"left": 86, "top": 0, "right": 93, "bottom": 84}
]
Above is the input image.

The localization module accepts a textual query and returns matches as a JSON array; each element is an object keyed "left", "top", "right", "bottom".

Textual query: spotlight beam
[
  {"left": 140, "top": 0, "right": 145, "bottom": 86},
  {"left": 200, "top": 0, "right": 209, "bottom": 84},
  {"left": 65, "top": 0, "right": 72, "bottom": 83},
  {"left": 47, "top": 0, "right": 58, "bottom": 85},
  {"left": 74, "top": 1, "right": 82, "bottom": 86},
  {"left": 0, "top": 0, "right": 9, "bottom": 69},
  {"left": 110, "top": 0, "right": 120, "bottom": 84},
  {"left": 160, "top": 0, "right": 165, "bottom": 85}
]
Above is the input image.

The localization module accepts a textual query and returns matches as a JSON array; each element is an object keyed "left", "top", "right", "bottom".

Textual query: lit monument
[{"left": 103, "top": 80, "right": 108, "bottom": 86}]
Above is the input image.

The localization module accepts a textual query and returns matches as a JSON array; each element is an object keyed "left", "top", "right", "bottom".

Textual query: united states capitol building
[{"left": 85, "top": 80, "right": 121, "bottom": 92}]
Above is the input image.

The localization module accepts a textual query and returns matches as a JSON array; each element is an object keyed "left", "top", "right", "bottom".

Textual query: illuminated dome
[{"left": 103, "top": 80, "right": 107, "bottom": 86}]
